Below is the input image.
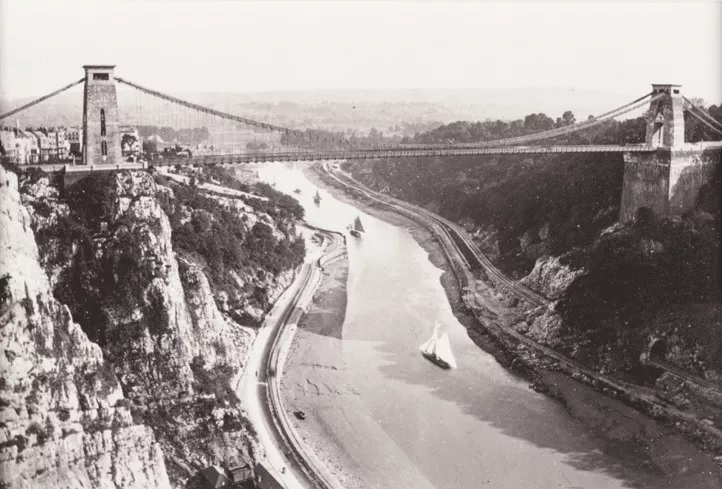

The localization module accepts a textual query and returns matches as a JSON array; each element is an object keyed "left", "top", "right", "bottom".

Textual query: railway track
[
  {"left": 648, "top": 359, "right": 722, "bottom": 395},
  {"left": 395, "top": 200, "right": 548, "bottom": 308},
  {"left": 249, "top": 229, "right": 345, "bottom": 489},
  {"left": 322, "top": 164, "right": 548, "bottom": 309}
]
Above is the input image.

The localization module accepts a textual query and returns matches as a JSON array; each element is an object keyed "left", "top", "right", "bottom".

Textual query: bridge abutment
[
  {"left": 620, "top": 146, "right": 719, "bottom": 222},
  {"left": 619, "top": 84, "right": 720, "bottom": 223}
]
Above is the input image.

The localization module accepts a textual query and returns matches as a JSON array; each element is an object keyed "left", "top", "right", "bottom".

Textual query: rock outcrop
[
  {"left": 520, "top": 255, "right": 586, "bottom": 300},
  {"left": 0, "top": 166, "right": 171, "bottom": 489}
]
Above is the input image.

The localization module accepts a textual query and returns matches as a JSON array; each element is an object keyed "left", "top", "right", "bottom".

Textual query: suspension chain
[
  {"left": 116, "top": 76, "right": 298, "bottom": 136},
  {"left": 402, "top": 93, "right": 659, "bottom": 149}
]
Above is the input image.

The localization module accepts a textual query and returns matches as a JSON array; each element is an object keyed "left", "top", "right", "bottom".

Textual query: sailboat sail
[
  {"left": 434, "top": 332, "right": 457, "bottom": 369},
  {"left": 354, "top": 216, "right": 365, "bottom": 232},
  {"left": 315, "top": 190, "right": 321, "bottom": 200},
  {"left": 419, "top": 337, "right": 435, "bottom": 354},
  {"left": 419, "top": 321, "right": 457, "bottom": 369}
]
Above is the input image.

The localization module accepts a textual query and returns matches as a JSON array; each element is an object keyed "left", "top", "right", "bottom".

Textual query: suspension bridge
[{"left": 1, "top": 65, "right": 721, "bottom": 222}]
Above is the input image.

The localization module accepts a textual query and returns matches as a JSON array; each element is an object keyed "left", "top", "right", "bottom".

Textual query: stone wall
[
  {"left": 668, "top": 147, "right": 719, "bottom": 215},
  {"left": 619, "top": 145, "right": 719, "bottom": 222},
  {"left": 619, "top": 150, "right": 671, "bottom": 222}
]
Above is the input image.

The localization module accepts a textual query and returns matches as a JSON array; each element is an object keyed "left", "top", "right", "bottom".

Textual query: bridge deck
[
  {"left": 22, "top": 142, "right": 722, "bottom": 172},
  {"left": 170, "top": 145, "right": 656, "bottom": 164}
]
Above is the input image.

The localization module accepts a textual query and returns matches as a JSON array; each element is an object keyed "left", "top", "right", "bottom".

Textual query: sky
[{"left": 0, "top": 0, "right": 721, "bottom": 103}]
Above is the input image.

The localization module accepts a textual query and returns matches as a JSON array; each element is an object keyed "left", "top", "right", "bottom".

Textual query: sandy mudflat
[{"left": 280, "top": 252, "right": 436, "bottom": 489}]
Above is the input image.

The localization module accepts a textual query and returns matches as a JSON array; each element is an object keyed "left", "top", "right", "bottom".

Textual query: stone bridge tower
[
  {"left": 82, "top": 65, "right": 122, "bottom": 166},
  {"left": 619, "top": 84, "right": 720, "bottom": 222}
]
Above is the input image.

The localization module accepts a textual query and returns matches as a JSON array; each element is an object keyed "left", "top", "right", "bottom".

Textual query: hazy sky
[{"left": 1, "top": 0, "right": 720, "bottom": 102}]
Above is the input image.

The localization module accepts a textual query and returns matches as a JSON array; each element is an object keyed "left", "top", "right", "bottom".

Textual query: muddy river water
[{"left": 254, "top": 162, "right": 699, "bottom": 489}]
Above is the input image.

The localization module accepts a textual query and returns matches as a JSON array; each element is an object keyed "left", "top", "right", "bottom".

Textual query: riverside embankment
[
  {"left": 237, "top": 225, "right": 346, "bottom": 489},
  {"left": 304, "top": 161, "right": 722, "bottom": 488}
]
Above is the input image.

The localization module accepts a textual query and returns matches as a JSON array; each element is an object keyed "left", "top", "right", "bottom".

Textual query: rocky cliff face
[
  {"left": 520, "top": 255, "right": 585, "bottom": 301},
  {"left": 2, "top": 166, "right": 303, "bottom": 488},
  {"left": 0, "top": 166, "right": 171, "bottom": 489}
]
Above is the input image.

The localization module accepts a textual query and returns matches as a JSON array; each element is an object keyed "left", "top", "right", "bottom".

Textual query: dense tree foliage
[
  {"left": 408, "top": 105, "right": 721, "bottom": 146},
  {"left": 348, "top": 151, "right": 625, "bottom": 274},
  {"left": 684, "top": 104, "right": 722, "bottom": 142},
  {"left": 164, "top": 182, "right": 305, "bottom": 284},
  {"left": 408, "top": 114, "right": 648, "bottom": 146},
  {"left": 556, "top": 160, "right": 721, "bottom": 371}
]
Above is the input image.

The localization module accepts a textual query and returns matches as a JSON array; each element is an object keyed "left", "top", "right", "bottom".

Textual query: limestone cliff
[
  {"left": 0, "top": 166, "right": 171, "bottom": 489},
  {"left": 520, "top": 255, "right": 585, "bottom": 301},
  {"left": 2, "top": 166, "right": 304, "bottom": 488}
]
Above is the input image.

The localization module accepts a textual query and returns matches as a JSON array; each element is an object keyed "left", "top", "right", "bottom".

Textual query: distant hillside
[{"left": 0, "top": 87, "right": 632, "bottom": 134}]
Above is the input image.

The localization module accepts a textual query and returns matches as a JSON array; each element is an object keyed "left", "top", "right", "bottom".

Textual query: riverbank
[
  {"left": 236, "top": 224, "right": 348, "bottom": 489},
  {"left": 281, "top": 236, "right": 439, "bottom": 489},
  {"left": 307, "top": 163, "right": 722, "bottom": 486}
]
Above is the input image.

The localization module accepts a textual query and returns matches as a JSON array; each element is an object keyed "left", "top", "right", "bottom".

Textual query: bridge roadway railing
[
  {"left": 29, "top": 141, "right": 722, "bottom": 174},
  {"left": 18, "top": 144, "right": 662, "bottom": 172},
  {"left": 155, "top": 144, "right": 655, "bottom": 165}
]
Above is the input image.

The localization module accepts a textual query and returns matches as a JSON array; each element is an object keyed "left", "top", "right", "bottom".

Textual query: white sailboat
[
  {"left": 348, "top": 215, "right": 365, "bottom": 237},
  {"left": 419, "top": 321, "right": 457, "bottom": 369}
]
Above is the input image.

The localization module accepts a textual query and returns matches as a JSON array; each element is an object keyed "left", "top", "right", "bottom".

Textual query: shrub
[
  {"left": 115, "top": 398, "right": 132, "bottom": 409},
  {"left": 0, "top": 274, "right": 10, "bottom": 304},
  {"left": 58, "top": 409, "right": 71, "bottom": 422},
  {"left": 26, "top": 422, "right": 43, "bottom": 438}
]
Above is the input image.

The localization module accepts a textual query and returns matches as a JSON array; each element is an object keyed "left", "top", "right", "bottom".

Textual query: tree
[
  {"left": 121, "top": 134, "right": 137, "bottom": 154},
  {"left": 524, "top": 113, "right": 555, "bottom": 132},
  {"left": 0, "top": 274, "right": 10, "bottom": 304},
  {"left": 368, "top": 127, "right": 383, "bottom": 140},
  {"left": 556, "top": 110, "right": 576, "bottom": 128}
]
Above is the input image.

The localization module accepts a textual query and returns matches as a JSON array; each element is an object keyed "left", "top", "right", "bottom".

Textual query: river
[{"left": 253, "top": 162, "right": 686, "bottom": 489}]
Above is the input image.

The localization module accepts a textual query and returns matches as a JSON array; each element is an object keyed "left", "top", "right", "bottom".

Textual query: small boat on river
[
  {"left": 419, "top": 321, "right": 457, "bottom": 369},
  {"left": 313, "top": 189, "right": 322, "bottom": 204},
  {"left": 294, "top": 188, "right": 302, "bottom": 194},
  {"left": 348, "top": 215, "right": 365, "bottom": 237}
]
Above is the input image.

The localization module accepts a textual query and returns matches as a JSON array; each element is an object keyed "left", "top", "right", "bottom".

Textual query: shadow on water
[{"left": 373, "top": 336, "right": 668, "bottom": 489}]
